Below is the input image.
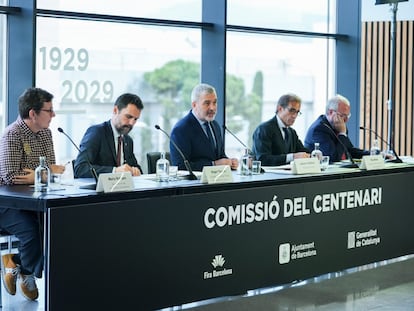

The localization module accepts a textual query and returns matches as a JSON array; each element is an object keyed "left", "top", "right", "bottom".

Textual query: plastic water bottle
[
  {"left": 156, "top": 152, "right": 170, "bottom": 182},
  {"left": 370, "top": 139, "right": 381, "bottom": 155},
  {"left": 34, "top": 156, "right": 50, "bottom": 192},
  {"left": 311, "top": 142, "right": 323, "bottom": 161},
  {"left": 240, "top": 148, "right": 251, "bottom": 176}
]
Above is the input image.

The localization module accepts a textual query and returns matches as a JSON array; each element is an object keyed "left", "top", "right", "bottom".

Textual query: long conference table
[{"left": 1, "top": 161, "right": 414, "bottom": 310}]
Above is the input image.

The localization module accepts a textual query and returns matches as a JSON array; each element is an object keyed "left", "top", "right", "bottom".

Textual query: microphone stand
[
  {"left": 223, "top": 125, "right": 265, "bottom": 173},
  {"left": 155, "top": 125, "right": 198, "bottom": 180},
  {"left": 374, "top": 1, "right": 405, "bottom": 164},
  {"left": 322, "top": 123, "right": 359, "bottom": 168},
  {"left": 58, "top": 127, "right": 99, "bottom": 183},
  {"left": 359, "top": 126, "right": 403, "bottom": 163},
  {"left": 223, "top": 125, "right": 251, "bottom": 154}
]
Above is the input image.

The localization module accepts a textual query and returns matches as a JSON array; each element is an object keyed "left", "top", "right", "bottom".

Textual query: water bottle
[
  {"left": 370, "top": 139, "right": 381, "bottom": 155},
  {"left": 156, "top": 152, "right": 170, "bottom": 182},
  {"left": 34, "top": 156, "right": 50, "bottom": 192},
  {"left": 240, "top": 148, "right": 251, "bottom": 176},
  {"left": 310, "top": 142, "right": 323, "bottom": 161}
]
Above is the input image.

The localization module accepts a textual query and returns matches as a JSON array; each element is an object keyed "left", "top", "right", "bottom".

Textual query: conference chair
[
  {"left": 146, "top": 152, "right": 171, "bottom": 174},
  {"left": 0, "top": 230, "right": 19, "bottom": 307}
]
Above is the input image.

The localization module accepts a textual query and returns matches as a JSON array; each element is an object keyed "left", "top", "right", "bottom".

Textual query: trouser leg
[{"left": 0, "top": 208, "right": 43, "bottom": 278}]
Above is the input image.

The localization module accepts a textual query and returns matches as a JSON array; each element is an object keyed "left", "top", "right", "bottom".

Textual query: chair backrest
[{"left": 146, "top": 152, "right": 171, "bottom": 174}]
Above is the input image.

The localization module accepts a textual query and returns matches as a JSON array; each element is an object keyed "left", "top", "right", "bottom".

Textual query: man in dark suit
[
  {"left": 252, "top": 93, "right": 310, "bottom": 166},
  {"left": 170, "top": 83, "right": 238, "bottom": 171},
  {"left": 304, "top": 94, "right": 369, "bottom": 163},
  {"left": 74, "top": 93, "right": 143, "bottom": 178}
]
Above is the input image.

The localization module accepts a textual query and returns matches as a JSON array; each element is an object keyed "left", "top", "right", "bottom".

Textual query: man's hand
[
  {"left": 293, "top": 152, "right": 310, "bottom": 159},
  {"left": 14, "top": 168, "right": 35, "bottom": 184},
  {"left": 214, "top": 158, "right": 240, "bottom": 170},
  {"left": 115, "top": 164, "right": 141, "bottom": 176},
  {"left": 331, "top": 112, "right": 347, "bottom": 134}
]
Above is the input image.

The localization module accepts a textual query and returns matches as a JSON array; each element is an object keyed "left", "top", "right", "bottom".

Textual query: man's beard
[{"left": 117, "top": 125, "right": 132, "bottom": 135}]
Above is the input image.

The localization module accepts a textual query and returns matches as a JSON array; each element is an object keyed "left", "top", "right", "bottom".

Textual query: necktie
[
  {"left": 283, "top": 127, "right": 290, "bottom": 150},
  {"left": 116, "top": 135, "right": 123, "bottom": 166},
  {"left": 336, "top": 133, "right": 347, "bottom": 160},
  {"left": 204, "top": 122, "right": 217, "bottom": 154}
]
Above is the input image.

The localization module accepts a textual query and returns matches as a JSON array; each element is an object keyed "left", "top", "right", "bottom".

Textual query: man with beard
[
  {"left": 170, "top": 83, "right": 238, "bottom": 171},
  {"left": 74, "top": 93, "right": 143, "bottom": 178}
]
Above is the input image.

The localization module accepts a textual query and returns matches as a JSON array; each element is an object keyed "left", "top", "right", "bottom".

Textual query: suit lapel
[{"left": 104, "top": 121, "right": 117, "bottom": 163}]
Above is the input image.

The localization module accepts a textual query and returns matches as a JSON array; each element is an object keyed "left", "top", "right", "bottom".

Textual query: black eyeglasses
[
  {"left": 40, "top": 109, "right": 54, "bottom": 114},
  {"left": 285, "top": 107, "right": 302, "bottom": 116}
]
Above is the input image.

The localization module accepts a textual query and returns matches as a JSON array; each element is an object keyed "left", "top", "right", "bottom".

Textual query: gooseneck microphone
[
  {"left": 57, "top": 127, "right": 99, "bottom": 182},
  {"left": 359, "top": 126, "right": 403, "bottom": 163},
  {"left": 223, "top": 125, "right": 251, "bottom": 153},
  {"left": 154, "top": 125, "right": 198, "bottom": 180},
  {"left": 223, "top": 125, "right": 265, "bottom": 173},
  {"left": 323, "top": 123, "right": 359, "bottom": 168}
]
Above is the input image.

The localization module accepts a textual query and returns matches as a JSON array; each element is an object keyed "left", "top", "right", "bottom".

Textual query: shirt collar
[{"left": 276, "top": 114, "right": 287, "bottom": 131}]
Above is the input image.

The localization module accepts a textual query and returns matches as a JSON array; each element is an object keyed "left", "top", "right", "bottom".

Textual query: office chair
[
  {"left": 146, "top": 152, "right": 171, "bottom": 174},
  {"left": 0, "top": 230, "right": 19, "bottom": 306}
]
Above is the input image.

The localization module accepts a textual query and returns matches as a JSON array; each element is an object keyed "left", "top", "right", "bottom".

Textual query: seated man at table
[
  {"left": 170, "top": 83, "right": 238, "bottom": 171},
  {"left": 0, "top": 87, "right": 65, "bottom": 300},
  {"left": 304, "top": 94, "right": 369, "bottom": 163},
  {"left": 252, "top": 93, "right": 310, "bottom": 166},
  {"left": 74, "top": 93, "right": 143, "bottom": 178}
]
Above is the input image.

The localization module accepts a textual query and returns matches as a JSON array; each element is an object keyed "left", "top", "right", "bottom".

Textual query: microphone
[
  {"left": 223, "top": 125, "right": 265, "bottom": 173},
  {"left": 322, "top": 123, "right": 359, "bottom": 168},
  {"left": 154, "top": 125, "right": 198, "bottom": 180},
  {"left": 359, "top": 126, "right": 403, "bottom": 163},
  {"left": 57, "top": 127, "right": 99, "bottom": 182},
  {"left": 223, "top": 125, "right": 251, "bottom": 153}
]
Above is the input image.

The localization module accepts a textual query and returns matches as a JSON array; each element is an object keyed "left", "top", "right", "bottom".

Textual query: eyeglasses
[
  {"left": 40, "top": 108, "right": 54, "bottom": 114},
  {"left": 335, "top": 111, "right": 351, "bottom": 119},
  {"left": 285, "top": 107, "right": 302, "bottom": 116}
]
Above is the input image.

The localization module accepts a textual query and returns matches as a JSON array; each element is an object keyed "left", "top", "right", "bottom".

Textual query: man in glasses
[
  {"left": 0, "top": 87, "right": 66, "bottom": 301},
  {"left": 304, "top": 94, "right": 369, "bottom": 163},
  {"left": 252, "top": 93, "right": 310, "bottom": 166}
]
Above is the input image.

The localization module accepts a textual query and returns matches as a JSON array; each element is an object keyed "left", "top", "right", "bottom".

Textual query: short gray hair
[
  {"left": 326, "top": 94, "right": 350, "bottom": 114},
  {"left": 191, "top": 83, "right": 216, "bottom": 102}
]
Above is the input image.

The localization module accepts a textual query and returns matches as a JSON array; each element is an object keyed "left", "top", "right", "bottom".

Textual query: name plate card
[
  {"left": 360, "top": 155, "right": 385, "bottom": 170},
  {"left": 201, "top": 165, "right": 233, "bottom": 184},
  {"left": 96, "top": 172, "right": 134, "bottom": 193},
  {"left": 291, "top": 158, "right": 321, "bottom": 175}
]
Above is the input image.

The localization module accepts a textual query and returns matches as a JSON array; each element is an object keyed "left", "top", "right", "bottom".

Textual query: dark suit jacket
[
  {"left": 170, "top": 111, "right": 227, "bottom": 171},
  {"left": 304, "top": 115, "right": 369, "bottom": 162},
  {"left": 74, "top": 120, "right": 141, "bottom": 178},
  {"left": 252, "top": 116, "right": 308, "bottom": 166}
]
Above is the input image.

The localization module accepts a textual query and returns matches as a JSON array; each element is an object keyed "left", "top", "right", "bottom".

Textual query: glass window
[
  {"left": 0, "top": 7, "right": 6, "bottom": 131},
  {"left": 36, "top": 17, "right": 201, "bottom": 172},
  {"left": 225, "top": 32, "right": 335, "bottom": 158},
  {"left": 37, "top": 0, "right": 202, "bottom": 22},
  {"left": 227, "top": 0, "right": 332, "bottom": 32}
]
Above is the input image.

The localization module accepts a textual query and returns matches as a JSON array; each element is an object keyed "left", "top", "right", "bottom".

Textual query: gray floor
[{"left": 2, "top": 255, "right": 414, "bottom": 310}]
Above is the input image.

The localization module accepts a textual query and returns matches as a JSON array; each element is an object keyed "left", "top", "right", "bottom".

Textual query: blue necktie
[{"left": 204, "top": 122, "right": 217, "bottom": 154}]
